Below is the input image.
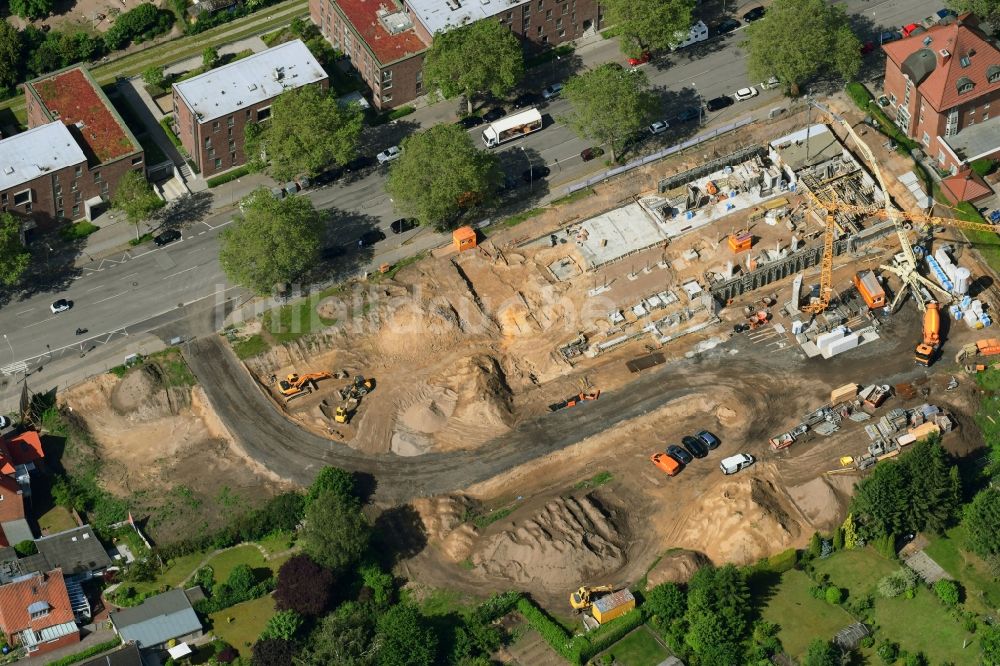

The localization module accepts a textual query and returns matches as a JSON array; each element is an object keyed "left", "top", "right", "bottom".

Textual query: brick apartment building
[
  {"left": 172, "top": 40, "right": 329, "bottom": 179},
  {"left": 0, "top": 67, "right": 145, "bottom": 236},
  {"left": 310, "top": 0, "right": 601, "bottom": 109},
  {"left": 881, "top": 14, "right": 1000, "bottom": 172}
]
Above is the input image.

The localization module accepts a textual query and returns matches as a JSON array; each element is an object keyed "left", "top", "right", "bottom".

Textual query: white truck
[
  {"left": 482, "top": 108, "right": 543, "bottom": 148},
  {"left": 670, "top": 20, "right": 709, "bottom": 50}
]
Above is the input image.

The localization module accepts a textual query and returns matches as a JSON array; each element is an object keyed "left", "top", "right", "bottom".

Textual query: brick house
[
  {"left": 0, "top": 569, "right": 79, "bottom": 655},
  {"left": 21, "top": 67, "right": 145, "bottom": 230},
  {"left": 881, "top": 14, "right": 1000, "bottom": 172},
  {"left": 171, "top": 40, "right": 329, "bottom": 179},
  {"left": 310, "top": 0, "right": 601, "bottom": 109}
]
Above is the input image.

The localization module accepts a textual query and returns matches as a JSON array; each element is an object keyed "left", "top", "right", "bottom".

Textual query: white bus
[{"left": 482, "top": 108, "right": 543, "bottom": 148}]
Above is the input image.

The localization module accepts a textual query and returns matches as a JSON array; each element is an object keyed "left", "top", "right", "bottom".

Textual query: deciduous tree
[
  {"left": 302, "top": 488, "right": 371, "bottom": 574},
  {"left": 251, "top": 637, "right": 294, "bottom": 666},
  {"left": 745, "top": 0, "right": 861, "bottom": 95},
  {"left": 385, "top": 124, "right": 501, "bottom": 227},
  {"left": 219, "top": 189, "right": 323, "bottom": 294},
  {"left": 274, "top": 554, "right": 334, "bottom": 616},
  {"left": 260, "top": 610, "right": 303, "bottom": 641},
  {"left": 375, "top": 603, "right": 438, "bottom": 666},
  {"left": 244, "top": 85, "right": 362, "bottom": 182},
  {"left": 645, "top": 582, "right": 686, "bottom": 624},
  {"left": 10, "top": 0, "right": 53, "bottom": 20},
  {"left": 202, "top": 46, "right": 219, "bottom": 69},
  {"left": 802, "top": 639, "right": 840, "bottom": 666},
  {"left": 0, "top": 23, "right": 22, "bottom": 94},
  {"left": 600, "top": 0, "right": 694, "bottom": 55},
  {"left": 0, "top": 213, "right": 30, "bottom": 287},
  {"left": 683, "top": 564, "right": 751, "bottom": 664},
  {"left": 422, "top": 19, "right": 524, "bottom": 114},
  {"left": 561, "top": 63, "right": 657, "bottom": 161},
  {"left": 141, "top": 65, "right": 166, "bottom": 89},
  {"left": 307, "top": 466, "right": 358, "bottom": 507},
  {"left": 111, "top": 170, "right": 164, "bottom": 240},
  {"left": 964, "top": 487, "right": 1000, "bottom": 559},
  {"left": 947, "top": 0, "right": 1000, "bottom": 26},
  {"left": 983, "top": 625, "right": 1000, "bottom": 666},
  {"left": 298, "top": 602, "right": 376, "bottom": 666}
]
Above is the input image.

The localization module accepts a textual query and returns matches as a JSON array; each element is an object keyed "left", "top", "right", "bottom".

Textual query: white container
[
  {"left": 815, "top": 327, "right": 846, "bottom": 350},
  {"left": 954, "top": 267, "right": 971, "bottom": 295},
  {"left": 935, "top": 248, "right": 952, "bottom": 266},
  {"left": 972, "top": 299, "right": 983, "bottom": 314},
  {"left": 966, "top": 309, "right": 981, "bottom": 328},
  {"left": 822, "top": 333, "right": 860, "bottom": 358}
]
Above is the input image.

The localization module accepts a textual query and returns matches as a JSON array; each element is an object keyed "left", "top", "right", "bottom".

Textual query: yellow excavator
[
  {"left": 278, "top": 372, "right": 332, "bottom": 399},
  {"left": 333, "top": 376, "right": 376, "bottom": 423},
  {"left": 569, "top": 585, "right": 613, "bottom": 611}
]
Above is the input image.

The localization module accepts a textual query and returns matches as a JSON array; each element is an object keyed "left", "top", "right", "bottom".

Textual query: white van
[
  {"left": 670, "top": 20, "right": 709, "bottom": 50},
  {"left": 720, "top": 453, "right": 755, "bottom": 475}
]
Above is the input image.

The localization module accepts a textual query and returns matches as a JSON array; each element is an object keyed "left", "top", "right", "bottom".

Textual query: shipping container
[
  {"left": 591, "top": 589, "right": 636, "bottom": 625},
  {"left": 853, "top": 270, "right": 886, "bottom": 309}
]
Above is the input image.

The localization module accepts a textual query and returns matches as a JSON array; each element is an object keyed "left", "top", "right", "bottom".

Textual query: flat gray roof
[
  {"left": 943, "top": 115, "right": 1000, "bottom": 163},
  {"left": 173, "top": 40, "right": 327, "bottom": 124},
  {"left": 770, "top": 124, "right": 843, "bottom": 171},
  {"left": 110, "top": 589, "right": 201, "bottom": 649},
  {"left": 576, "top": 202, "right": 670, "bottom": 270},
  {"left": 408, "top": 0, "right": 530, "bottom": 36},
  {"left": 0, "top": 122, "right": 86, "bottom": 191}
]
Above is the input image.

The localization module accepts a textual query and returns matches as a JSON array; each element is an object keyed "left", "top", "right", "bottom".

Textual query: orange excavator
[
  {"left": 914, "top": 302, "right": 940, "bottom": 367},
  {"left": 956, "top": 338, "right": 1000, "bottom": 373},
  {"left": 278, "top": 371, "right": 332, "bottom": 399}
]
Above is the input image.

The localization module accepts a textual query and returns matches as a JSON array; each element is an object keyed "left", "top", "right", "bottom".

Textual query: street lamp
[
  {"left": 2, "top": 335, "right": 12, "bottom": 365},
  {"left": 520, "top": 146, "right": 533, "bottom": 191}
]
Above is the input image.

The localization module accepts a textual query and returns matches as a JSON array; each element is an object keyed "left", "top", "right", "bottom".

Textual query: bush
[
  {"left": 60, "top": 221, "right": 100, "bottom": 240},
  {"left": 387, "top": 105, "right": 416, "bottom": 121},
  {"left": 472, "top": 591, "right": 521, "bottom": 623},
  {"left": 766, "top": 548, "right": 798, "bottom": 573},
  {"left": 878, "top": 567, "right": 919, "bottom": 598},
  {"left": 832, "top": 527, "right": 844, "bottom": 551},
  {"left": 104, "top": 3, "right": 174, "bottom": 50},
  {"left": 159, "top": 117, "right": 183, "bottom": 148},
  {"left": 45, "top": 639, "right": 126, "bottom": 666},
  {"left": 877, "top": 639, "right": 899, "bottom": 663},
  {"left": 206, "top": 165, "right": 252, "bottom": 188},
  {"left": 971, "top": 158, "right": 997, "bottom": 177},
  {"left": 193, "top": 564, "right": 274, "bottom": 613},
  {"left": 515, "top": 597, "right": 581, "bottom": 664},
  {"left": 846, "top": 81, "right": 873, "bottom": 109},
  {"left": 808, "top": 532, "right": 823, "bottom": 559},
  {"left": 825, "top": 586, "right": 843, "bottom": 605},
  {"left": 934, "top": 579, "right": 961, "bottom": 607},
  {"left": 13, "top": 540, "right": 36, "bottom": 557}
]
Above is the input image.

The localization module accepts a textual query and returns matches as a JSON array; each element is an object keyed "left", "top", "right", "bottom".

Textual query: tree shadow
[
  {"left": 370, "top": 504, "right": 428, "bottom": 566},
  {"left": 155, "top": 192, "right": 213, "bottom": 230},
  {"left": 746, "top": 568, "right": 784, "bottom": 622},
  {"left": 360, "top": 119, "right": 421, "bottom": 156},
  {"left": 297, "top": 207, "right": 382, "bottom": 284},
  {"left": 1, "top": 235, "right": 86, "bottom": 305}
]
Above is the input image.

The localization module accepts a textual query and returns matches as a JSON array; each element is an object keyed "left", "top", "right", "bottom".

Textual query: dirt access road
[{"left": 184, "top": 317, "right": 927, "bottom": 502}]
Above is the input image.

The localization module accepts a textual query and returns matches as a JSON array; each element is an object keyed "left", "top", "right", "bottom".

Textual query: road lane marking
[
  {"left": 164, "top": 266, "right": 198, "bottom": 279},
  {"left": 23, "top": 316, "right": 56, "bottom": 329},
  {"left": 15, "top": 308, "right": 33, "bottom": 315},
  {"left": 93, "top": 291, "right": 128, "bottom": 304},
  {"left": 87, "top": 285, "right": 104, "bottom": 293},
  {"left": 198, "top": 231, "right": 206, "bottom": 235}
]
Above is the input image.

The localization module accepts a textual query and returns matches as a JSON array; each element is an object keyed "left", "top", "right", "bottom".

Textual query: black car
[
  {"left": 715, "top": 18, "right": 742, "bottom": 34},
  {"left": 512, "top": 92, "right": 540, "bottom": 109},
  {"left": 455, "top": 115, "right": 484, "bottom": 129},
  {"left": 483, "top": 107, "right": 506, "bottom": 122},
  {"left": 675, "top": 107, "right": 700, "bottom": 122},
  {"left": 697, "top": 430, "right": 721, "bottom": 450},
  {"left": 153, "top": 229, "right": 181, "bottom": 247},
  {"left": 581, "top": 147, "right": 605, "bottom": 161},
  {"left": 390, "top": 218, "right": 418, "bottom": 234},
  {"left": 706, "top": 95, "right": 734, "bottom": 112},
  {"left": 743, "top": 6, "right": 765, "bottom": 22},
  {"left": 667, "top": 444, "right": 693, "bottom": 466},
  {"left": 682, "top": 435, "right": 709, "bottom": 459},
  {"left": 358, "top": 229, "right": 386, "bottom": 247},
  {"left": 522, "top": 165, "right": 551, "bottom": 183}
]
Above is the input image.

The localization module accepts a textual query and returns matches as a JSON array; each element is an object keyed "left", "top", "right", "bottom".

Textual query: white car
[
  {"left": 0, "top": 416, "right": 8, "bottom": 429},
  {"left": 734, "top": 86, "right": 758, "bottom": 101},
  {"left": 542, "top": 83, "right": 564, "bottom": 101},
  {"left": 648, "top": 120, "right": 670, "bottom": 135},
  {"left": 760, "top": 76, "right": 780, "bottom": 90},
  {"left": 50, "top": 298, "right": 72, "bottom": 314},
  {"left": 376, "top": 146, "right": 402, "bottom": 164}
]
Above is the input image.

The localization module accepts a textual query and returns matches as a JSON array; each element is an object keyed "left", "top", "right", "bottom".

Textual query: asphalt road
[{"left": 0, "top": 0, "right": 941, "bottom": 389}]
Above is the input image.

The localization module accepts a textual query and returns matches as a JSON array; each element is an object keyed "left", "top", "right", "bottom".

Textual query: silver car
[{"left": 648, "top": 120, "right": 669, "bottom": 135}]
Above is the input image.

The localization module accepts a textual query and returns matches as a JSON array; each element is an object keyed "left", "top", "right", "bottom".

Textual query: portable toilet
[
  {"left": 591, "top": 589, "right": 635, "bottom": 625},
  {"left": 453, "top": 226, "right": 477, "bottom": 253}
]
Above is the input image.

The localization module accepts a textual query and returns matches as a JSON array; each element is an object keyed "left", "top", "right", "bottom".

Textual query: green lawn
[
  {"left": 812, "top": 547, "right": 899, "bottom": 597},
  {"left": 209, "top": 594, "right": 276, "bottom": 652},
  {"left": 601, "top": 626, "right": 670, "bottom": 666},
  {"left": 260, "top": 286, "right": 341, "bottom": 344},
  {"left": 37, "top": 505, "right": 77, "bottom": 535},
  {"left": 257, "top": 531, "right": 295, "bottom": 556},
  {"left": 875, "top": 589, "right": 976, "bottom": 663},
  {"left": 207, "top": 545, "right": 267, "bottom": 582},
  {"left": 131, "top": 551, "right": 206, "bottom": 595},
  {"left": 759, "top": 570, "right": 855, "bottom": 658},
  {"left": 925, "top": 524, "right": 1000, "bottom": 614}
]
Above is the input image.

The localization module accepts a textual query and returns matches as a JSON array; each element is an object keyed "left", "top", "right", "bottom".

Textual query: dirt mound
[
  {"left": 411, "top": 495, "right": 478, "bottom": 562},
  {"left": 471, "top": 495, "right": 627, "bottom": 588},
  {"left": 675, "top": 477, "right": 801, "bottom": 565},
  {"left": 110, "top": 365, "right": 167, "bottom": 416},
  {"left": 646, "top": 550, "right": 711, "bottom": 588},
  {"left": 788, "top": 477, "right": 850, "bottom": 531}
]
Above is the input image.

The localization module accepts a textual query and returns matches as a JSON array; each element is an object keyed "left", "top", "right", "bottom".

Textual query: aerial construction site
[{"left": 52, "top": 91, "right": 1000, "bottom": 662}]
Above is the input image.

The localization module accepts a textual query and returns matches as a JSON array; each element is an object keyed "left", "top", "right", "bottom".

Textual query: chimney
[{"left": 939, "top": 49, "right": 951, "bottom": 61}]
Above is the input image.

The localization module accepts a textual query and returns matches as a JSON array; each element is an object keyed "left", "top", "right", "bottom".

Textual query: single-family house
[
  {"left": 35, "top": 525, "right": 113, "bottom": 578},
  {"left": 110, "top": 589, "right": 203, "bottom": 650},
  {"left": 0, "top": 569, "right": 79, "bottom": 655}
]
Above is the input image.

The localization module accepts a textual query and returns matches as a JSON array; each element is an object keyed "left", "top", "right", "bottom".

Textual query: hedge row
[
  {"left": 472, "top": 590, "right": 522, "bottom": 624},
  {"left": 47, "top": 640, "right": 124, "bottom": 666},
  {"left": 159, "top": 116, "right": 182, "bottom": 148},
  {"left": 387, "top": 105, "right": 415, "bottom": 121},
  {"left": 206, "top": 165, "right": 252, "bottom": 188},
  {"left": 515, "top": 597, "right": 583, "bottom": 664},
  {"left": 579, "top": 609, "right": 647, "bottom": 661}
]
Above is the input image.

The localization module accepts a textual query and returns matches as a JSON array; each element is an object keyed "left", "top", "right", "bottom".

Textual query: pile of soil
[
  {"left": 645, "top": 550, "right": 710, "bottom": 587},
  {"left": 787, "top": 477, "right": 850, "bottom": 531},
  {"left": 411, "top": 495, "right": 478, "bottom": 562},
  {"left": 471, "top": 495, "right": 627, "bottom": 588},
  {"left": 109, "top": 364, "right": 184, "bottom": 419}
]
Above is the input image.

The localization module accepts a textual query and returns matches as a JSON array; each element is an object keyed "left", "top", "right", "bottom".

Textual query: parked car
[
  {"left": 376, "top": 146, "right": 402, "bottom": 164},
  {"left": 651, "top": 452, "right": 682, "bottom": 476},
  {"left": 581, "top": 147, "right": 604, "bottom": 161},
  {"left": 153, "top": 229, "right": 181, "bottom": 247},
  {"left": 0, "top": 416, "right": 9, "bottom": 429},
  {"left": 627, "top": 52, "right": 651, "bottom": 66},
  {"left": 542, "top": 83, "right": 564, "bottom": 101},
  {"left": 697, "top": 430, "right": 721, "bottom": 450},
  {"left": 512, "top": 92, "right": 540, "bottom": 109},
  {"left": 901, "top": 23, "right": 924, "bottom": 37},
  {"left": 706, "top": 95, "right": 734, "bottom": 111},
  {"left": 675, "top": 107, "right": 700, "bottom": 122},
  {"left": 936, "top": 8, "right": 956, "bottom": 20},
  {"left": 455, "top": 115, "right": 484, "bottom": 129},
  {"left": 714, "top": 18, "right": 742, "bottom": 35},
  {"left": 648, "top": 120, "right": 670, "bottom": 135},
  {"left": 667, "top": 444, "right": 693, "bottom": 465},
  {"left": 720, "top": 453, "right": 755, "bottom": 475},
  {"left": 879, "top": 30, "right": 902, "bottom": 44},
  {"left": 742, "top": 6, "right": 765, "bottom": 22},
  {"left": 390, "top": 218, "right": 418, "bottom": 234},
  {"left": 682, "top": 435, "right": 709, "bottom": 459},
  {"left": 522, "top": 165, "right": 551, "bottom": 183},
  {"left": 483, "top": 107, "right": 506, "bottom": 122},
  {"left": 734, "top": 86, "right": 758, "bottom": 101},
  {"left": 50, "top": 299, "right": 72, "bottom": 314},
  {"left": 358, "top": 229, "right": 386, "bottom": 247},
  {"left": 860, "top": 40, "right": 876, "bottom": 54},
  {"left": 760, "top": 76, "right": 780, "bottom": 90}
]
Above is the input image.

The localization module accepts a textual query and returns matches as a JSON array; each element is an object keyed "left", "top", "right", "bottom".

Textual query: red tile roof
[
  {"left": 0, "top": 475, "right": 25, "bottom": 537},
  {"left": 0, "top": 570, "right": 75, "bottom": 636},
  {"left": 1, "top": 432, "right": 44, "bottom": 472},
  {"left": 28, "top": 68, "right": 138, "bottom": 163},
  {"left": 335, "top": 0, "right": 428, "bottom": 64},
  {"left": 942, "top": 169, "right": 993, "bottom": 202},
  {"left": 883, "top": 15, "right": 1000, "bottom": 112}
]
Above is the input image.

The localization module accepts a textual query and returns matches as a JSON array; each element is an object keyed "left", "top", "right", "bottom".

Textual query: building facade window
[
  {"left": 258, "top": 107, "right": 271, "bottom": 121},
  {"left": 215, "top": 158, "right": 223, "bottom": 168},
  {"left": 13, "top": 190, "right": 29, "bottom": 206},
  {"left": 74, "top": 165, "right": 82, "bottom": 177},
  {"left": 93, "top": 170, "right": 101, "bottom": 182},
  {"left": 921, "top": 131, "right": 930, "bottom": 146},
  {"left": 72, "top": 205, "right": 80, "bottom": 217},
  {"left": 228, "top": 115, "right": 235, "bottom": 127},
  {"left": 895, "top": 105, "right": 911, "bottom": 133},
  {"left": 945, "top": 108, "right": 958, "bottom": 136},
  {"left": 131, "top": 156, "right": 143, "bottom": 166}
]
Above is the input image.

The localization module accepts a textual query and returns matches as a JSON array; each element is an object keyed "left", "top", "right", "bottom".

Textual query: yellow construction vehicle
[
  {"left": 278, "top": 372, "right": 333, "bottom": 399},
  {"left": 569, "top": 585, "right": 613, "bottom": 611},
  {"left": 334, "top": 397, "right": 359, "bottom": 424}
]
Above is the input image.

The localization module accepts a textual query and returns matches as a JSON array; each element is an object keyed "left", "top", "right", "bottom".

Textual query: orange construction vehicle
[
  {"left": 728, "top": 230, "right": 752, "bottom": 253},
  {"left": 914, "top": 302, "right": 940, "bottom": 366},
  {"left": 278, "top": 371, "right": 333, "bottom": 399},
  {"left": 853, "top": 270, "right": 886, "bottom": 310},
  {"left": 548, "top": 390, "right": 600, "bottom": 412},
  {"left": 957, "top": 338, "right": 1000, "bottom": 372}
]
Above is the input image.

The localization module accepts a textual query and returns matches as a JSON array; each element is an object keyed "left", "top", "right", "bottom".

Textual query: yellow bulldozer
[
  {"left": 569, "top": 585, "right": 613, "bottom": 611},
  {"left": 278, "top": 372, "right": 332, "bottom": 400},
  {"left": 333, "top": 376, "right": 376, "bottom": 423}
]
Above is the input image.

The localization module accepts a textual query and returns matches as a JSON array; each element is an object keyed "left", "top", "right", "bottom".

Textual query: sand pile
[
  {"left": 391, "top": 387, "right": 460, "bottom": 456},
  {"left": 676, "top": 477, "right": 801, "bottom": 565},
  {"left": 645, "top": 550, "right": 710, "bottom": 587},
  {"left": 109, "top": 364, "right": 187, "bottom": 420},
  {"left": 411, "top": 495, "right": 477, "bottom": 562},
  {"left": 472, "top": 495, "right": 627, "bottom": 588},
  {"left": 788, "top": 477, "right": 850, "bottom": 531}
]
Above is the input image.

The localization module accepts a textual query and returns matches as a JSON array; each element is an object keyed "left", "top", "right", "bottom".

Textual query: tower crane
[{"left": 798, "top": 99, "right": 999, "bottom": 313}]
